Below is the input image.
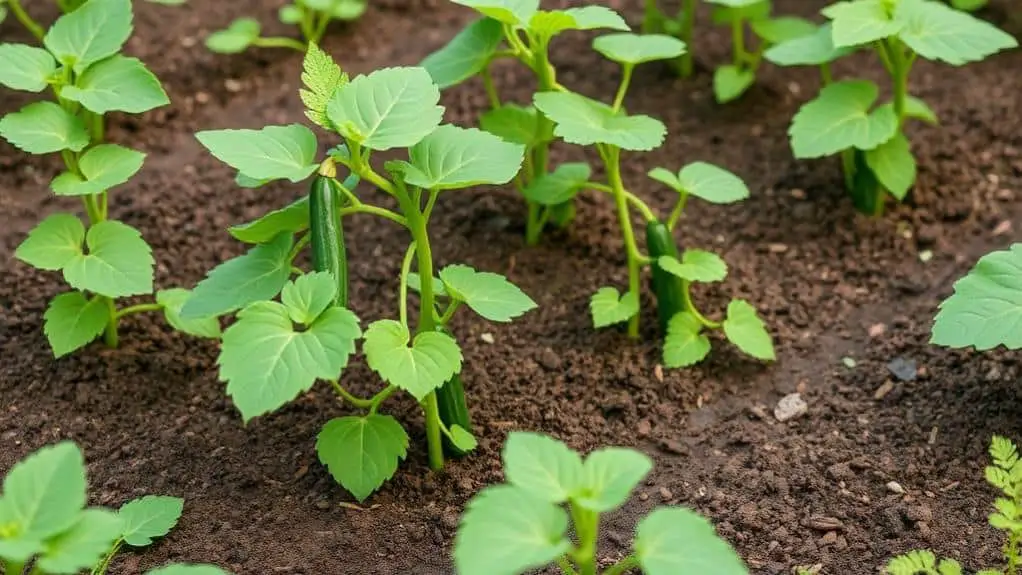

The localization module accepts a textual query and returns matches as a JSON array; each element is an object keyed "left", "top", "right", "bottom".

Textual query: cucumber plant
[
  {"left": 206, "top": 0, "right": 366, "bottom": 54},
  {"left": 642, "top": 0, "right": 697, "bottom": 76},
  {"left": 188, "top": 45, "right": 535, "bottom": 501},
  {"left": 0, "top": 0, "right": 220, "bottom": 359},
  {"left": 770, "top": 0, "right": 1017, "bottom": 216},
  {"left": 455, "top": 432, "right": 749, "bottom": 575},
  {"left": 0, "top": 441, "right": 229, "bottom": 575}
]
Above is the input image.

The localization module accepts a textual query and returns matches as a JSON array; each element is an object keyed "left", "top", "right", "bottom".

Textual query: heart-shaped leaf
[
  {"left": 421, "top": 17, "right": 504, "bottom": 89},
  {"left": 44, "top": 292, "right": 109, "bottom": 358},
  {"left": 317, "top": 415, "right": 409, "bottom": 502},
  {"left": 789, "top": 80, "right": 898, "bottom": 158},
  {"left": 438, "top": 264, "right": 536, "bottom": 322},
  {"left": 363, "top": 319, "right": 462, "bottom": 401},
  {"left": 663, "top": 312, "right": 711, "bottom": 368},
  {"left": 534, "top": 91, "right": 665, "bottom": 151},
  {"left": 590, "top": 287, "right": 639, "bottom": 328}
]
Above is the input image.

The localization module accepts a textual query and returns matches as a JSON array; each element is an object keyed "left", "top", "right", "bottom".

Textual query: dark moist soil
[{"left": 3, "top": 0, "right": 1022, "bottom": 573}]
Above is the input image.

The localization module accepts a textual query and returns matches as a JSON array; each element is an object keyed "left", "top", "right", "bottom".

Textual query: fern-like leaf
[
  {"left": 991, "top": 436, "right": 1018, "bottom": 470},
  {"left": 987, "top": 465, "right": 1013, "bottom": 495},
  {"left": 936, "top": 558, "right": 963, "bottom": 575},
  {"left": 886, "top": 550, "right": 940, "bottom": 574},
  {"left": 301, "top": 43, "right": 348, "bottom": 128}
]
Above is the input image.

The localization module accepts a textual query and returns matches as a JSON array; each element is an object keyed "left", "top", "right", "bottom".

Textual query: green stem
[
  {"left": 603, "top": 557, "right": 639, "bottom": 575},
  {"left": 682, "top": 280, "right": 721, "bottom": 329},
  {"left": 115, "top": 302, "right": 163, "bottom": 319},
  {"left": 92, "top": 540, "right": 122, "bottom": 575},
  {"left": 731, "top": 17, "right": 746, "bottom": 67},
  {"left": 525, "top": 40, "right": 559, "bottom": 244},
  {"left": 642, "top": 0, "right": 659, "bottom": 33},
  {"left": 586, "top": 182, "right": 657, "bottom": 222},
  {"left": 666, "top": 192, "right": 688, "bottom": 231},
  {"left": 437, "top": 300, "right": 461, "bottom": 326},
  {"left": 329, "top": 379, "right": 374, "bottom": 409},
  {"left": 398, "top": 242, "right": 417, "bottom": 328},
  {"left": 288, "top": 233, "right": 311, "bottom": 263},
  {"left": 339, "top": 204, "right": 407, "bottom": 227},
  {"left": 103, "top": 297, "right": 119, "bottom": 348},
  {"left": 677, "top": 0, "right": 697, "bottom": 77},
  {"left": 252, "top": 36, "right": 307, "bottom": 51},
  {"left": 820, "top": 63, "right": 833, "bottom": 86},
  {"left": 481, "top": 66, "right": 502, "bottom": 110},
  {"left": 604, "top": 146, "right": 642, "bottom": 339},
  {"left": 7, "top": 0, "right": 45, "bottom": 42},
  {"left": 311, "top": 10, "right": 331, "bottom": 43},
  {"left": 612, "top": 64, "right": 634, "bottom": 112},
  {"left": 840, "top": 149, "right": 855, "bottom": 192},
  {"left": 570, "top": 504, "right": 599, "bottom": 575}
]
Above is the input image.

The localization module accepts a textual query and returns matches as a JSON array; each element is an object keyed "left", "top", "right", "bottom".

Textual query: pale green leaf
[
  {"left": 592, "top": 33, "right": 686, "bottom": 65},
  {"left": 43, "top": 292, "right": 108, "bottom": 358},
  {"left": 363, "top": 319, "right": 462, "bottom": 401},
  {"left": 764, "top": 22, "right": 854, "bottom": 66},
  {"left": 400, "top": 125, "right": 525, "bottom": 190},
  {"left": 894, "top": 0, "right": 1017, "bottom": 65},
  {"left": 206, "top": 18, "right": 260, "bottom": 54},
  {"left": 438, "top": 264, "right": 536, "bottom": 322},
  {"left": 317, "top": 415, "right": 409, "bottom": 502},
  {"left": 865, "top": 133, "right": 915, "bottom": 200},
  {"left": 15, "top": 213, "right": 85, "bottom": 271},
  {"left": 118, "top": 496, "right": 183, "bottom": 547},
  {"left": 663, "top": 312, "right": 711, "bottom": 368},
  {"left": 229, "top": 196, "right": 309, "bottom": 244},
  {"left": 51, "top": 144, "right": 145, "bottom": 196},
  {"left": 156, "top": 288, "right": 221, "bottom": 339},
  {"left": 713, "top": 64, "right": 756, "bottom": 103},
  {"left": 0, "top": 538, "right": 42, "bottom": 563},
  {"left": 0, "top": 43, "right": 57, "bottom": 92},
  {"left": 44, "top": 0, "right": 133, "bottom": 73},
  {"left": 421, "top": 18, "right": 504, "bottom": 89},
  {"left": 37, "top": 509, "right": 123, "bottom": 574},
  {"left": 280, "top": 271, "right": 337, "bottom": 325},
  {"left": 479, "top": 104, "right": 543, "bottom": 146},
  {"left": 196, "top": 124, "right": 319, "bottom": 183},
  {"left": 709, "top": 0, "right": 770, "bottom": 24},
  {"left": 561, "top": 6, "right": 629, "bottom": 31},
  {"left": 534, "top": 91, "right": 666, "bottom": 151},
  {"left": 750, "top": 17, "right": 817, "bottom": 44},
  {"left": 575, "top": 448, "right": 652, "bottom": 512},
  {"left": 279, "top": 4, "right": 303, "bottom": 23},
  {"left": 658, "top": 250, "right": 728, "bottom": 283},
  {"left": 0, "top": 442, "right": 86, "bottom": 539},
  {"left": 932, "top": 244, "right": 1022, "bottom": 350},
  {"left": 327, "top": 0, "right": 368, "bottom": 20},
  {"left": 824, "top": 0, "right": 902, "bottom": 47},
  {"left": 502, "top": 432, "right": 582, "bottom": 502},
  {"left": 590, "top": 287, "right": 639, "bottom": 328},
  {"left": 301, "top": 43, "right": 347, "bottom": 128},
  {"left": 904, "top": 95, "right": 938, "bottom": 124},
  {"left": 451, "top": 0, "right": 539, "bottom": 25},
  {"left": 62, "top": 220, "right": 153, "bottom": 298},
  {"left": 672, "top": 162, "right": 750, "bottom": 203},
  {"left": 635, "top": 507, "right": 748, "bottom": 575},
  {"left": 406, "top": 273, "right": 448, "bottom": 297},
  {"left": 522, "top": 162, "right": 591, "bottom": 205},
  {"left": 0, "top": 101, "right": 89, "bottom": 154},
  {"left": 789, "top": 80, "right": 898, "bottom": 158},
  {"left": 61, "top": 55, "right": 168, "bottom": 114},
  {"left": 449, "top": 425, "right": 478, "bottom": 452},
  {"left": 722, "top": 299, "right": 775, "bottom": 360}
]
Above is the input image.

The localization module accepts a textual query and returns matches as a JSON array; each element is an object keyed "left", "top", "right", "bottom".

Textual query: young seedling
[
  {"left": 770, "top": 0, "right": 1017, "bottom": 216},
  {"left": 420, "top": 0, "right": 632, "bottom": 245},
  {"left": 206, "top": 0, "right": 366, "bottom": 54},
  {"left": 642, "top": 0, "right": 698, "bottom": 76},
  {"left": 455, "top": 432, "right": 749, "bottom": 575},
  {"left": 0, "top": 0, "right": 220, "bottom": 359},
  {"left": 884, "top": 436, "right": 1022, "bottom": 575},
  {"left": 0, "top": 441, "right": 230, "bottom": 575},
  {"left": 188, "top": 45, "right": 534, "bottom": 501}
]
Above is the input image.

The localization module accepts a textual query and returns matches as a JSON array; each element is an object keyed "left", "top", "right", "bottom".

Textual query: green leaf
[
  {"left": 44, "top": 0, "right": 133, "bottom": 73},
  {"left": 750, "top": 17, "right": 817, "bottom": 44},
  {"left": 36, "top": 509, "right": 123, "bottom": 574},
  {"left": 708, "top": 0, "right": 770, "bottom": 24},
  {"left": 502, "top": 431, "right": 582, "bottom": 503},
  {"left": 61, "top": 55, "right": 168, "bottom": 114},
  {"left": 592, "top": 33, "right": 686, "bottom": 65},
  {"left": 663, "top": 312, "right": 711, "bottom": 368},
  {"left": 180, "top": 233, "right": 293, "bottom": 319},
  {"left": 0, "top": 101, "right": 89, "bottom": 154},
  {"left": 479, "top": 104, "right": 543, "bottom": 147},
  {"left": 590, "top": 287, "right": 639, "bottom": 328},
  {"left": 156, "top": 288, "right": 221, "bottom": 339},
  {"left": 658, "top": 250, "right": 728, "bottom": 283},
  {"left": 575, "top": 448, "right": 652, "bottom": 512},
  {"left": 16, "top": 213, "right": 85, "bottom": 271},
  {"left": 904, "top": 95, "right": 938, "bottom": 124},
  {"left": 722, "top": 299, "right": 775, "bottom": 360},
  {"left": 522, "top": 162, "right": 591, "bottom": 205},
  {"left": 651, "top": 162, "right": 750, "bottom": 204},
  {"left": 363, "top": 320, "right": 462, "bottom": 401},
  {"left": 301, "top": 43, "right": 347, "bottom": 129},
  {"left": 118, "top": 496, "right": 183, "bottom": 547},
  {"left": 438, "top": 264, "right": 536, "bottom": 322},
  {"left": 764, "top": 22, "right": 854, "bottom": 66},
  {"left": 327, "top": 0, "right": 368, "bottom": 20},
  {"left": 316, "top": 415, "right": 409, "bottom": 502},
  {"left": 451, "top": 0, "right": 539, "bottom": 25},
  {"left": 196, "top": 124, "right": 319, "bottom": 184},
  {"left": 43, "top": 292, "right": 109, "bottom": 358},
  {"left": 865, "top": 132, "right": 915, "bottom": 200},
  {"left": 206, "top": 18, "right": 260, "bottom": 54},
  {"left": 454, "top": 485, "right": 572, "bottom": 575},
  {"left": 62, "top": 220, "right": 153, "bottom": 298},
  {"left": 449, "top": 425, "right": 478, "bottom": 452},
  {"left": 51, "top": 144, "right": 145, "bottom": 196},
  {"left": 713, "top": 65, "right": 756, "bottom": 103},
  {"left": 229, "top": 196, "right": 309, "bottom": 244},
  {"left": 931, "top": 244, "right": 1022, "bottom": 350},
  {"left": 788, "top": 80, "right": 898, "bottom": 158},
  {"left": 280, "top": 271, "right": 336, "bottom": 325},
  {"left": 534, "top": 91, "right": 666, "bottom": 151},
  {"left": 824, "top": 0, "right": 902, "bottom": 47},
  {"left": 219, "top": 300, "right": 361, "bottom": 421},
  {"left": 894, "top": 0, "right": 1017, "bottom": 65},
  {"left": 145, "top": 566, "right": 231, "bottom": 575},
  {"left": 279, "top": 4, "right": 303, "bottom": 23},
  {"left": 635, "top": 507, "right": 748, "bottom": 575},
  {"left": 529, "top": 6, "right": 629, "bottom": 36},
  {"left": 421, "top": 18, "right": 504, "bottom": 89},
  {"left": 406, "top": 272, "right": 448, "bottom": 297},
  {"left": 326, "top": 67, "right": 443, "bottom": 151},
  {"left": 0, "top": 43, "right": 57, "bottom": 92},
  {"left": 0, "top": 442, "right": 86, "bottom": 539},
  {"left": 0, "top": 538, "right": 42, "bottom": 564},
  {"left": 399, "top": 125, "right": 525, "bottom": 190}
]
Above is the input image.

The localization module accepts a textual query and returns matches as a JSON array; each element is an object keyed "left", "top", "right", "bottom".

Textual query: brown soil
[{"left": 2, "top": 0, "right": 1022, "bottom": 574}]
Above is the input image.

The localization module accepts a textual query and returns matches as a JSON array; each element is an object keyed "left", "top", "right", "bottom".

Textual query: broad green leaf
[
  {"left": 406, "top": 272, "right": 448, "bottom": 297},
  {"left": 590, "top": 287, "right": 639, "bottom": 328},
  {"left": 561, "top": 6, "right": 629, "bottom": 31},
  {"left": 196, "top": 125, "right": 319, "bottom": 183},
  {"left": 156, "top": 288, "right": 221, "bottom": 339},
  {"left": 865, "top": 133, "right": 915, "bottom": 200},
  {"left": 62, "top": 220, "right": 154, "bottom": 298},
  {"left": 180, "top": 233, "right": 293, "bottom": 319},
  {"left": 363, "top": 319, "right": 462, "bottom": 401},
  {"left": 522, "top": 162, "right": 591, "bottom": 205},
  {"left": 713, "top": 65, "right": 755, "bottom": 103},
  {"left": 709, "top": 0, "right": 770, "bottom": 24},
  {"left": 37, "top": 509, "right": 122, "bottom": 574},
  {"left": 326, "top": 67, "right": 443, "bottom": 151},
  {"left": 219, "top": 300, "right": 361, "bottom": 421},
  {"left": 279, "top": 4, "right": 303, "bottom": 23},
  {"left": 280, "top": 271, "right": 336, "bottom": 325},
  {"left": 51, "top": 144, "right": 146, "bottom": 196},
  {"left": 451, "top": 0, "right": 539, "bottom": 26},
  {"left": 722, "top": 299, "right": 774, "bottom": 360},
  {"left": 502, "top": 432, "right": 582, "bottom": 503},
  {"left": 206, "top": 18, "right": 260, "bottom": 54},
  {"left": 932, "top": 244, "right": 1022, "bottom": 350},
  {"left": 0, "top": 44, "right": 57, "bottom": 92},
  {"left": 0, "top": 442, "right": 86, "bottom": 539},
  {"left": 0, "top": 538, "right": 42, "bottom": 563},
  {"left": 658, "top": 250, "right": 728, "bottom": 283},
  {"left": 904, "top": 95, "right": 938, "bottom": 124},
  {"left": 449, "top": 425, "right": 478, "bottom": 452},
  {"left": 16, "top": 213, "right": 85, "bottom": 271},
  {"left": 824, "top": 0, "right": 902, "bottom": 47},
  {"left": 592, "top": 33, "right": 686, "bottom": 65},
  {"left": 894, "top": 0, "right": 1017, "bottom": 65},
  {"left": 750, "top": 17, "right": 817, "bottom": 44},
  {"left": 479, "top": 104, "right": 542, "bottom": 146},
  {"left": 575, "top": 448, "right": 652, "bottom": 512},
  {"left": 327, "top": 0, "right": 368, "bottom": 20},
  {"left": 43, "top": 292, "right": 108, "bottom": 358},
  {"left": 229, "top": 196, "right": 309, "bottom": 244},
  {"left": 635, "top": 507, "right": 747, "bottom": 575},
  {"left": 663, "top": 312, "right": 711, "bottom": 368},
  {"left": 399, "top": 125, "right": 525, "bottom": 190},
  {"left": 235, "top": 173, "right": 271, "bottom": 188},
  {"left": 301, "top": 43, "right": 347, "bottom": 129},
  {"left": 788, "top": 80, "right": 898, "bottom": 158},
  {"left": 0, "top": 101, "right": 89, "bottom": 154},
  {"left": 764, "top": 22, "right": 854, "bottom": 66},
  {"left": 44, "top": 0, "right": 133, "bottom": 73},
  {"left": 421, "top": 18, "right": 504, "bottom": 89},
  {"left": 454, "top": 485, "right": 571, "bottom": 575},
  {"left": 316, "top": 415, "right": 409, "bottom": 502},
  {"left": 438, "top": 264, "right": 537, "bottom": 322},
  {"left": 653, "top": 162, "right": 750, "bottom": 204},
  {"left": 145, "top": 566, "right": 231, "bottom": 575},
  {"left": 534, "top": 91, "right": 666, "bottom": 151},
  {"left": 118, "top": 496, "right": 183, "bottom": 547},
  {"left": 61, "top": 56, "right": 168, "bottom": 114}
]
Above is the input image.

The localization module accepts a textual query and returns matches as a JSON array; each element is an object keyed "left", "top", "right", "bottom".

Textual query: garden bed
[{"left": 2, "top": 0, "right": 1022, "bottom": 573}]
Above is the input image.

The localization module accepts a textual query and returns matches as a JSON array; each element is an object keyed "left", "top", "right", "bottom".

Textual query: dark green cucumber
[
  {"left": 309, "top": 175, "right": 348, "bottom": 307},
  {"left": 646, "top": 220, "right": 686, "bottom": 333}
]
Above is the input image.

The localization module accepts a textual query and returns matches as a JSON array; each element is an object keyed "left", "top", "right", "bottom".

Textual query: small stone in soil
[
  {"left": 480, "top": 333, "right": 495, "bottom": 344},
  {"left": 887, "top": 357, "right": 917, "bottom": 381},
  {"left": 868, "top": 323, "right": 886, "bottom": 337},
  {"left": 919, "top": 249, "right": 933, "bottom": 262},
  {"left": 887, "top": 481, "right": 905, "bottom": 494},
  {"left": 659, "top": 487, "right": 673, "bottom": 501},
  {"left": 774, "top": 393, "right": 808, "bottom": 422},
  {"left": 842, "top": 357, "right": 857, "bottom": 369},
  {"left": 874, "top": 380, "right": 895, "bottom": 400}
]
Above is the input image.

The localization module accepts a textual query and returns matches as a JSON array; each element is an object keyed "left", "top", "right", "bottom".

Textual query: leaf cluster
[{"left": 207, "top": 0, "right": 367, "bottom": 54}]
